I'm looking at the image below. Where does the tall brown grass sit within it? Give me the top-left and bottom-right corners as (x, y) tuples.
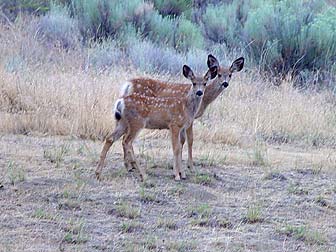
(1, 18), (336, 148)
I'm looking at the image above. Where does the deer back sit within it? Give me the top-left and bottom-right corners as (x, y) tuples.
(121, 93), (190, 130)
(126, 78), (190, 97)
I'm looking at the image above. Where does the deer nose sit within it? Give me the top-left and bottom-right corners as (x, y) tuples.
(196, 90), (203, 96)
(222, 82), (229, 88)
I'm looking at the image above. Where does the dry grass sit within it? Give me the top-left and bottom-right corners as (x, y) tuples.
(1, 18), (336, 149)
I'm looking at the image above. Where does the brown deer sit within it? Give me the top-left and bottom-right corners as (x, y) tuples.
(95, 65), (218, 181)
(120, 55), (244, 171)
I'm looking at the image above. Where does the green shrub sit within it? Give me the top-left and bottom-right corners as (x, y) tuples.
(201, 0), (335, 80)
(36, 4), (80, 49)
(88, 39), (123, 70)
(185, 49), (208, 72)
(117, 23), (140, 46)
(127, 40), (184, 75)
(131, 2), (154, 35)
(4, 56), (26, 73)
(243, 0), (332, 75)
(153, 0), (192, 17)
(3, 0), (335, 84)
(175, 17), (203, 52)
(302, 7), (336, 71)
(0, 0), (50, 21)
(202, 1), (246, 45)
(147, 11), (176, 46)
(69, 0), (145, 40)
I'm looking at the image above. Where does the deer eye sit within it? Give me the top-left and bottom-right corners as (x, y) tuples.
(229, 74), (232, 78)
(218, 74), (222, 78)
(203, 82), (207, 86)
(193, 83), (196, 86)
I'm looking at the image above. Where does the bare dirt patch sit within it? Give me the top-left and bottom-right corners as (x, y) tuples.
(0, 134), (335, 251)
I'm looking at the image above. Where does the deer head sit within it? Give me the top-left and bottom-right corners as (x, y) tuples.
(207, 55), (244, 88)
(183, 64), (218, 97)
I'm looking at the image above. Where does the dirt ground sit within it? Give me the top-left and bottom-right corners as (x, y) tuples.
(0, 134), (335, 252)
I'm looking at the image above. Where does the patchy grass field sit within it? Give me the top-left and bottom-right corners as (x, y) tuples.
(0, 134), (335, 252)
(0, 17), (336, 252)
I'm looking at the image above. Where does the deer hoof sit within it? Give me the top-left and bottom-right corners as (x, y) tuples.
(140, 173), (148, 182)
(180, 172), (186, 180)
(128, 167), (136, 172)
(95, 171), (102, 181)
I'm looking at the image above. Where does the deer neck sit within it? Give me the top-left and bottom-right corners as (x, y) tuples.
(186, 88), (203, 119)
(196, 79), (224, 118)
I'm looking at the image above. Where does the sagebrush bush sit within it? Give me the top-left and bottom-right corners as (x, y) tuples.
(202, 2), (246, 45)
(87, 40), (124, 70)
(127, 40), (184, 75)
(131, 1), (154, 34)
(0, 0), (50, 21)
(2, 0), (336, 85)
(200, 0), (335, 81)
(243, 0), (334, 76)
(4, 56), (26, 73)
(69, 0), (145, 40)
(302, 7), (336, 72)
(153, 0), (192, 17)
(147, 11), (176, 46)
(117, 23), (141, 45)
(175, 17), (203, 52)
(185, 49), (208, 72)
(35, 4), (80, 49)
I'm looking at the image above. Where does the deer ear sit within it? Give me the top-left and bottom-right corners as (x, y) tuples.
(207, 54), (219, 68)
(183, 65), (195, 80)
(205, 66), (218, 80)
(230, 57), (244, 72)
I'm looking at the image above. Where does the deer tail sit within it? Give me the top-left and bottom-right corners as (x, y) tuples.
(114, 99), (124, 120)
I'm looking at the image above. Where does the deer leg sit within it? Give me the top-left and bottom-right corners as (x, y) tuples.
(171, 126), (182, 181)
(122, 135), (134, 172)
(186, 124), (196, 173)
(96, 123), (126, 180)
(123, 128), (147, 181)
(179, 128), (186, 162)
(180, 128), (186, 146)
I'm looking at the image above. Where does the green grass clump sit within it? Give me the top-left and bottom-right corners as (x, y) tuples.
(188, 203), (212, 219)
(156, 218), (178, 230)
(7, 161), (25, 185)
(43, 144), (69, 168)
(280, 225), (326, 245)
(32, 208), (58, 221)
(119, 221), (142, 233)
(63, 219), (88, 244)
(139, 187), (160, 203)
(114, 203), (141, 219)
(251, 140), (268, 166)
(287, 183), (309, 195)
(244, 205), (263, 224)
(192, 173), (213, 186)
